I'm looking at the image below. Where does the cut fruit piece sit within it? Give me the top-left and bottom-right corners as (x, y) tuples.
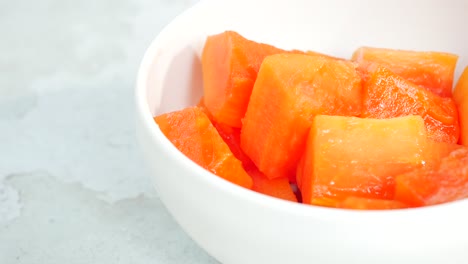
(352, 47), (458, 97)
(337, 197), (408, 210)
(248, 169), (297, 202)
(154, 107), (253, 189)
(395, 147), (468, 207)
(454, 66), (468, 146)
(241, 53), (362, 181)
(300, 115), (428, 204)
(202, 31), (289, 128)
(361, 65), (459, 143)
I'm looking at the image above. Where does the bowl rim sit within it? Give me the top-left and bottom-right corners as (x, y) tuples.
(135, 0), (468, 223)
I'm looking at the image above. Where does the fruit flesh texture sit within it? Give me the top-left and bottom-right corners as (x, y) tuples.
(423, 141), (462, 168)
(303, 141), (460, 208)
(361, 65), (459, 144)
(395, 147), (468, 207)
(154, 107), (253, 189)
(202, 31), (288, 128)
(453, 67), (468, 146)
(352, 47), (458, 97)
(241, 53), (362, 181)
(300, 115), (428, 205)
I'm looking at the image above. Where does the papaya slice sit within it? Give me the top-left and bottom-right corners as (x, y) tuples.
(201, 31), (288, 128)
(155, 107), (253, 189)
(300, 115), (428, 204)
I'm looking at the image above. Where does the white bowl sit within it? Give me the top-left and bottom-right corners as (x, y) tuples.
(136, 1), (468, 263)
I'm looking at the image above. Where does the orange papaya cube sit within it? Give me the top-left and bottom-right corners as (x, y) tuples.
(201, 31), (289, 128)
(337, 197), (408, 210)
(352, 47), (458, 97)
(454, 66), (468, 146)
(248, 169), (297, 202)
(300, 115), (428, 204)
(361, 65), (459, 143)
(154, 107), (253, 189)
(395, 147), (468, 207)
(240, 53), (362, 180)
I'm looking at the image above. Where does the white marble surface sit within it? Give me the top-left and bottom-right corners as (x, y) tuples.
(0, 0), (217, 263)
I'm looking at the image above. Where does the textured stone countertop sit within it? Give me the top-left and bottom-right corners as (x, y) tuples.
(0, 0), (217, 263)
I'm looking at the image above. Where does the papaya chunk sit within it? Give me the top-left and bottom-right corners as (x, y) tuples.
(361, 65), (459, 143)
(155, 107), (253, 189)
(352, 47), (458, 97)
(300, 115), (428, 204)
(240, 53), (362, 181)
(201, 31), (289, 128)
